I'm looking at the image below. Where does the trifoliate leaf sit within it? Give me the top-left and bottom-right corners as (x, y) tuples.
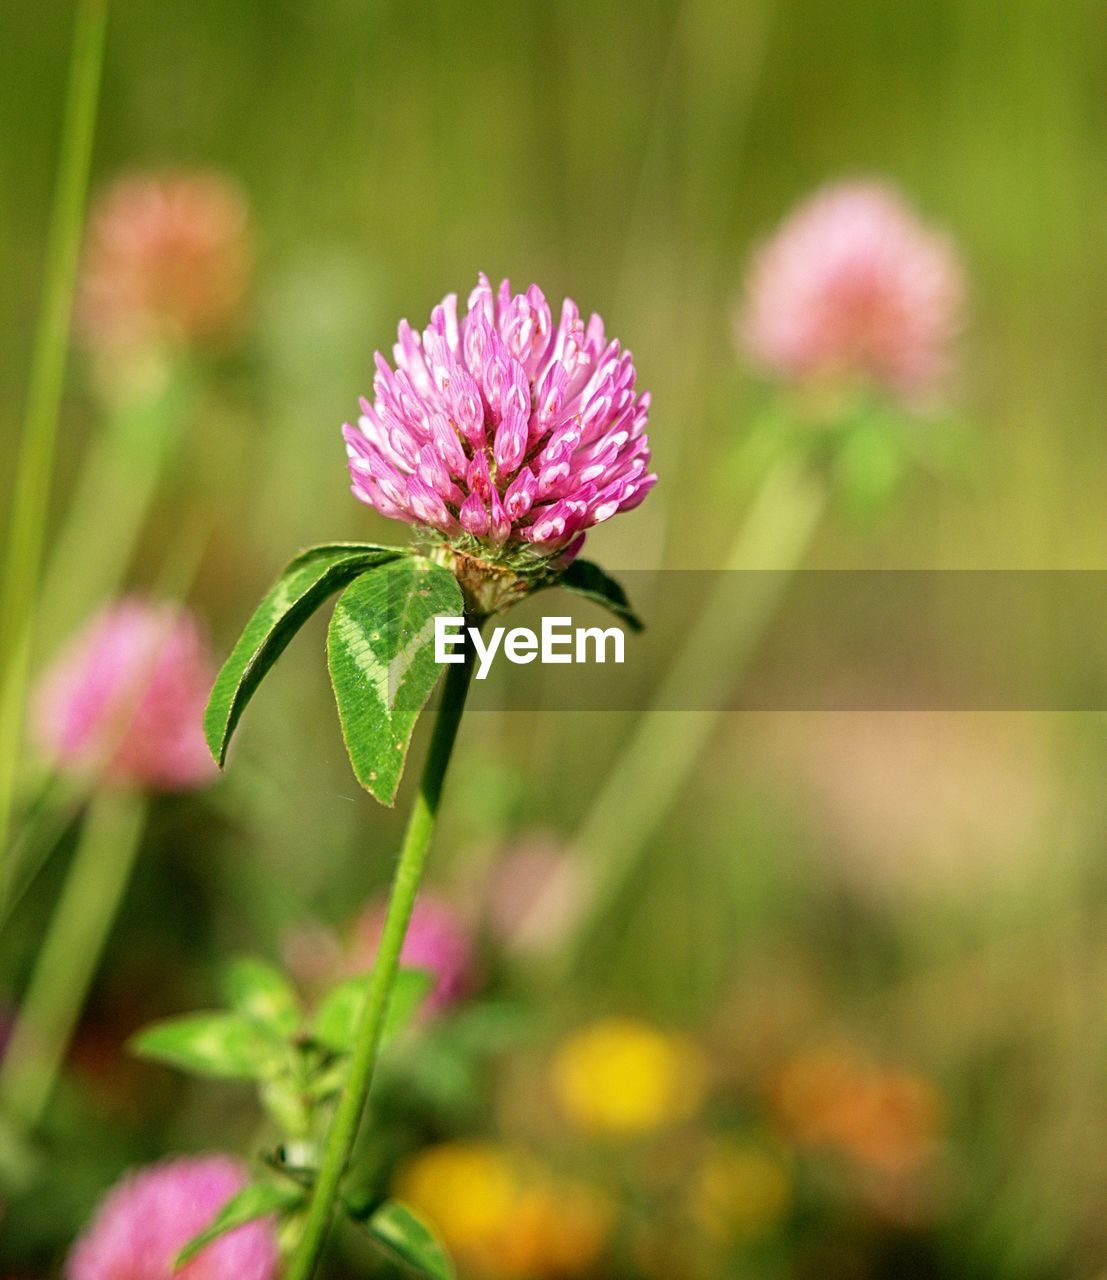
(205, 542), (406, 766)
(556, 559), (644, 631)
(129, 1012), (285, 1081)
(348, 1199), (453, 1280)
(221, 957), (302, 1038)
(326, 556), (464, 804)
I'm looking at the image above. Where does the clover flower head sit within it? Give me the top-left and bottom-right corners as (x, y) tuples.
(354, 891), (473, 1014)
(740, 181), (965, 400)
(343, 275), (655, 565)
(34, 598), (217, 792)
(79, 171), (251, 356)
(67, 1155), (279, 1280)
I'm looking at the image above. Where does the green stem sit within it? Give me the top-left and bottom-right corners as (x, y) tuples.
(35, 368), (195, 647)
(286, 635), (477, 1280)
(0, 787), (145, 1130)
(0, 0), (109, 880)
(558, 453), (828, 975)
(0, 774), (87, 931)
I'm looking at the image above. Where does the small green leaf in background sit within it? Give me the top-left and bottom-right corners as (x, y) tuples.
(130, 1012), (284, 1081)
(350, 1199), (453, 1280)
(556, 559), (644, 632)
(327, 556), (464, 804)
(205, 542), (406, 766)
(313, 967), (432, 1055)
(222, 956), (302, 1038)
(176, 1179), (305, 1266)
(439, 1001), (533, 1053)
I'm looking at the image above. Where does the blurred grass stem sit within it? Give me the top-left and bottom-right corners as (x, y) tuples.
(34, 368), (196, 646)
(0, 774), (86, 931)
(0, 0), (109, 884)
(286, 631), (477, 1280)
(562, 453), (827, 973)
(0, 787), (145, 1130)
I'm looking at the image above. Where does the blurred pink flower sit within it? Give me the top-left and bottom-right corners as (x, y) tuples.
(353, 892), (473, 1014)
(343, 274), (655, 557)
(485, 834), (585, 957)
(739, 181), (965, 400)
(67, 1154), (278, 1280)
(79, 171), (251, 354)
(34, 599), (217, 792)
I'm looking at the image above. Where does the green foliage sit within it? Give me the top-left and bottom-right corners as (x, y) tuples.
(312, 967), (433, 1055)
(176, 1180), (305, 1267)
(128, 954), (455, 1270)
(554, 559), (644, 632)
(132, 956), (432, 1092)
(222, 956), (303, 1038)
(130, 1012), (286, 1081)
(347, 1199), (454, 1280)
(374, 1002), (534, 1121)
(204, 542), (404, 766)
(327, 556), (464, 804)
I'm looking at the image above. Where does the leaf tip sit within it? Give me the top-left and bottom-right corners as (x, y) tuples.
(363, 774), (399, 807)
(202, 703), (230, 768)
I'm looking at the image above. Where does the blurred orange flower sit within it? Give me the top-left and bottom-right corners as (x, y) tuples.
(79, 171), (251, 360)
(771, 1046), (943, 1175)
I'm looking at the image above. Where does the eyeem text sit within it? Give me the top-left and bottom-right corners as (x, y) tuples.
(435, 615), (625, 681)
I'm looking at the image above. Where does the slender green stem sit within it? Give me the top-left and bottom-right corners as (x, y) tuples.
(0, 0), (109, 881)
(0, 774), (87, 931)
(286, 636), (477, 1280)
(0, 787), (145, 1130)
(35, 367), (195, 647)
(557, 453), (828, 976)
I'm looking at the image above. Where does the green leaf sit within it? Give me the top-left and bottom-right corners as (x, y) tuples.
(556, 559), (644, 632)
(130, 1012), (284, 1081)
(383, 967), (435, 1037)
(327, 556), (464, 804)
(205, 542), (406, 766)
(222, 956), (302, 1037)
(439, 1000), (534, 1052)
(350, 1199), (453, 1280)
(313, 967), (433, 1055)
(176, 1180), (304, 1267)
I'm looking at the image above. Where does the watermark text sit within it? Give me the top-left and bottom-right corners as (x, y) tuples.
(435, 615), (625, 681)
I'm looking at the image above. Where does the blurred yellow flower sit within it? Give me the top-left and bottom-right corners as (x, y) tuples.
(550, 1016), (708, 1135)
(396, 1143), (517, 1260)
(395, 1141), (610, 1278)
(691, 1141), (791, 1241)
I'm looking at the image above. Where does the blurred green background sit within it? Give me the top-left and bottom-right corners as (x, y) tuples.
(2, 0), (1107, 1277)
